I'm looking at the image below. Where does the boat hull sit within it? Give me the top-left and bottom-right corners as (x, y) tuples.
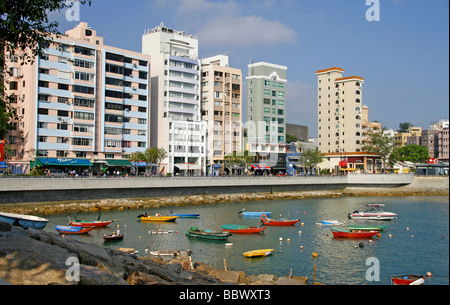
(349, 214), (396, 221)
(70, 220), (113, 227)
(103, 234), (124, 241)
(221, 224), (266, 234)
(0, 212), (49, 229)
(262, 219), (300, 226)
(55, 225), (93, 234)
(170, 213), (200, 218)
(140, 216), (178, 222)
(243, 249), (275, 258)
(150, 250), (181, 257)
(332, 228), (379, 238)
(391, 275), (425, 285)
(222, 227), (266, 234)
(240, 212), (272, 217)
(348, 225), (387, 231)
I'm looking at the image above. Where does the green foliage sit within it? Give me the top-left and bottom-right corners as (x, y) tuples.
(300, 149), (323, 170)
(391, 145), (430, 163)
(362, 132), (397, 172)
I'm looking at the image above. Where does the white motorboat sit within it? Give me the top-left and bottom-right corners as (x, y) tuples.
(348, 204), (397, 221)
(0, 212), (49, 229)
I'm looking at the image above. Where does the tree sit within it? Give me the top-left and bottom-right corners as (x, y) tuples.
(1, 0), (92, 139)
(390, 145), (430, 164)
(300, 149), (323, 175)
(398, 122), (413, 132)
(362, 133), (397, 172)
(140, 148), (167, 176)
(128, 151), (145, 175)
(224, 150), (254, 176)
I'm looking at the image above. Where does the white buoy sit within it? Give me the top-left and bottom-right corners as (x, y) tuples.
(279, 237), (283, 241)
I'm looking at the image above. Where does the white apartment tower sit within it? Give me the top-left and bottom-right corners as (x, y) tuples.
(142, 23), (206, 176)
(200, 55), (243, 174)
(316, 67), (365, 153)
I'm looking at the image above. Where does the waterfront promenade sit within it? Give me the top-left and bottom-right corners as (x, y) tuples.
(0, 174), (418, 205)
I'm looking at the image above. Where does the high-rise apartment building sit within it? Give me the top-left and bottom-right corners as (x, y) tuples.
(142, 23), (206, 176)
(200, 55), (242, 174)
(246, 62), (287, 155)
(316, 67), (365, 153)
(4, 22), (151, 174)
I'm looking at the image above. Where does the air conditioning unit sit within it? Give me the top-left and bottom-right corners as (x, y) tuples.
(61, 119), (67, 123)
(57, 117), (62, 121)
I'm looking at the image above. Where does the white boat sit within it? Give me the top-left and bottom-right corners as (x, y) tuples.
(316, 220), (345, 227)
(0, 212), (49, 229)
(348, 204), (397, 221)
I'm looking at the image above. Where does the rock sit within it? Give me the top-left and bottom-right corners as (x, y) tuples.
(127, 270), (168, 285)
(79, 264), (128, 285)
(246, 274), (277, 285)
(0, 222), (11, 232)
(276, 276), (308, 285)
(209, 269), (244, 284)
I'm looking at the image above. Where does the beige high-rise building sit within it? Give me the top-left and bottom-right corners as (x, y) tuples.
(316, 67), (365, 154)
(200, 55), (242, 174)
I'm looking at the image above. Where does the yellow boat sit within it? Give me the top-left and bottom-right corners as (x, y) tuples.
(140, 215), (178, 222)
(243, 249), (275, 258)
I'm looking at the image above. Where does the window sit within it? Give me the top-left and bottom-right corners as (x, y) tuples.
(74, 46), (95, 56)
(57, 110), (69, 117)
(74, 112), (94, 120)
(74, 59), (94, 69)
(72, 138), (92, 146)
(73, 85), (94, 94)
(74, 97), (95, 108)
(74, 71), (95, 82)
(105, 139), (121, 147)
(58, 83), (69, 91)
(73, 125), (92, 133)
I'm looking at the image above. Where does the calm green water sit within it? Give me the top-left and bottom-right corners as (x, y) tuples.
(42, 196), (449, 285)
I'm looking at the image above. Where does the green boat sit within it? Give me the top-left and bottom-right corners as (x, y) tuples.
(185, 226), (231, 240)
(348, 225), (387, 231)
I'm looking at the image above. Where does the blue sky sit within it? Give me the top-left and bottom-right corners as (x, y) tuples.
(51, 0), (449, 137)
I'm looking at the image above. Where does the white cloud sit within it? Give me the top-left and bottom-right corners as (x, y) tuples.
(197, 15), (298, 49)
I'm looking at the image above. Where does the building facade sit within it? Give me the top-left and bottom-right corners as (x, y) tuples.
(200, 55), (242, 174)
(142, 23), (206, 176)
(316, 67), (365, 154)
(246, 62), (287, 159)
(4, 22), (151, 174)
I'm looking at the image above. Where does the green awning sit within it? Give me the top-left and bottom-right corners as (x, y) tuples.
(106, 159), (132, 167)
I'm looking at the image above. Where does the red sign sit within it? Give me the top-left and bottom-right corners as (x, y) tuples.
(339, 161), (348, 168)
(0, 140), (4, 161)
(427, 158), (438, 164)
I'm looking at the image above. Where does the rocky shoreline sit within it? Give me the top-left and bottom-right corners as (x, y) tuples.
(0, 221), (310, 285)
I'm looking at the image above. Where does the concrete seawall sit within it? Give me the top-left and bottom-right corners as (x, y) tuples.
(0, 174), (421, 205)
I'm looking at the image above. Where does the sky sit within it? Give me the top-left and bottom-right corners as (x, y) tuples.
(50, 0), (449, 137)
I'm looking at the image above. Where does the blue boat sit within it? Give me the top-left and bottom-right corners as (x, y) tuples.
(0, 212), (49, 229)
(54, 225), (94, 234)
(238, 210), (272, 217)
(170, 211), (200, 218)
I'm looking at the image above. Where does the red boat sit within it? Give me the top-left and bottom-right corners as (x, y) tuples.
(260, 215), (300, 226)
(69, 219), (113, 228)
(221, 224), (266, 234)
(391, 275), (425, 285)
(331, 227), (379, 238)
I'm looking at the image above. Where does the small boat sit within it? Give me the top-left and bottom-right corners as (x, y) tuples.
(348, 225), (387, 232)
(186, 226), (231, 240)
(221, 224), (266, 234)
(0, 212), (49, 229)
(331, 227), (379, 238)
(170, 211), (200, 218)
(239, 210), (272, 217)
(391, 274), (425, 285)
(243, 249), (275, 258)
(70, 219), (113, 228)
(103, 233), (124, 241)
(117, 248), (139, 255)
(55, 225), (94, 234)
(348, 204), (397, 221)
(316, 220), (344, 227)
(138, 213), (178, 222)
(150, 250), (181, 257)
(260, 214), (299, 226)
(148, 229), (174, 234)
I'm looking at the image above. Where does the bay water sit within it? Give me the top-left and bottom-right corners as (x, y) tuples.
(42, 195), (449, 285)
